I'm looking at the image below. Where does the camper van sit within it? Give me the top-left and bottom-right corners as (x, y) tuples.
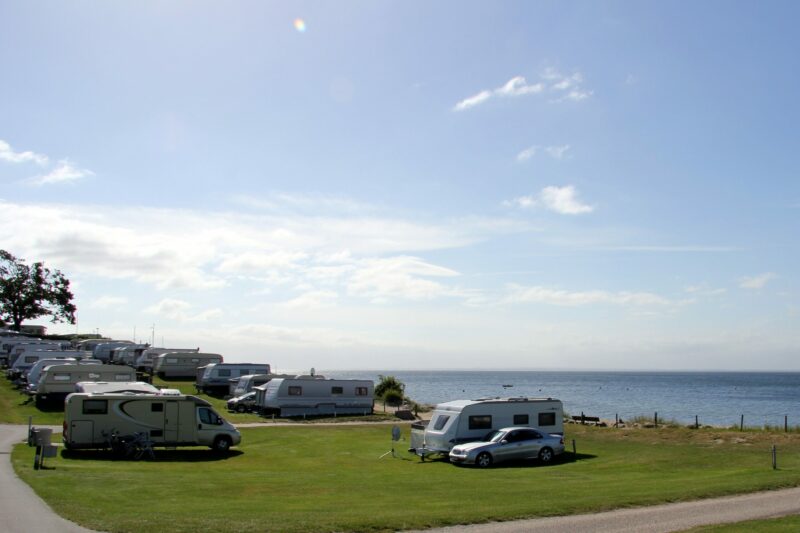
(63, 393), (241, 452)
(153, 352), (224, 379)
(196, 363), (270, 395)
(409, 397), (564, 457)
(255, 376), (374, 417)
(135, 347), (200, 373)
(36, 365), (136, 405)
(74, 381), (162, 394)
(231, 373), (293, 398)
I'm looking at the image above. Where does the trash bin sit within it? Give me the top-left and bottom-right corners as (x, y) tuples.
(33, 428), (52, 447)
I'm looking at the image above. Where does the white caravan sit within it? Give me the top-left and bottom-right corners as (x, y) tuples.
(74, 381), (161, 394)
(92, 341), (135, 363)
(196, 363), (271, 395)
(112, 344), (149, 366)
(135, 347), (200, 373)
(409, 397), (564, 456)
(8, 350), (88, 380)
(231, 373), (293, 398)
(36, 365), (136, 404)
(153, 352), (224, 379)
(25, 359), (103, 394)
(63, 393), (241, 452)
(7, 341), (70, 368)
(255, 376), (374, 417)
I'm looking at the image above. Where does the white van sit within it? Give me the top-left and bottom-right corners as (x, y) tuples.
(410, 397), (564, 456)
(135, 347), (199, 373)
(197, 363), (270, 395)
(63, 393), (241, 452)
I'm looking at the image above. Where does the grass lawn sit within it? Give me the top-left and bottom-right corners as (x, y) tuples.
(13, 423), (800, 533)
(689, 515), (800, 532)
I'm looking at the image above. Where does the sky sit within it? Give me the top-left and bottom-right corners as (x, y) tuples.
(1, 1), (798, 371)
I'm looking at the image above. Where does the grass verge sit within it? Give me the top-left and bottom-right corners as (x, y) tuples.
(13, 424), (800, 533)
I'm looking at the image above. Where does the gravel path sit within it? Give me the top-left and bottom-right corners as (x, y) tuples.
(407, 487), (800, 533)
(0, 424), (100, 533)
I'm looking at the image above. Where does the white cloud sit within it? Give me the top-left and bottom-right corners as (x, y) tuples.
(506, 185), (593, 215)
(283, 290), (339, 309)
(684, 284), (727, 296)
(517, 144), (570, 162)
(503, 284), (671, 307)
(0, 139), (48, 166)
(347, 256), (461, 302)
(454, 69), (589, 112)
(144, 298), (221, 322)
(540, 185), (594, 215)
(89, 295), (129, 309)
(28, 159), (93, 186)
(739, 272), (776, 290)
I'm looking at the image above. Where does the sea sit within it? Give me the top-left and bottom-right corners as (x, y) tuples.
(325, 370), (800, 428)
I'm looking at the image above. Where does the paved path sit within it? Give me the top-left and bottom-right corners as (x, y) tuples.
(0, 424), (99, 533)
(407, 487), (800, 533)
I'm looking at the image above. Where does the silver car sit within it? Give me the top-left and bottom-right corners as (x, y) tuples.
(449, 427), (564, 468)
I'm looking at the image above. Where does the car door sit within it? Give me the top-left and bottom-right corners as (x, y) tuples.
(495, 430), (525, 462)
(516, 429), (543, 459)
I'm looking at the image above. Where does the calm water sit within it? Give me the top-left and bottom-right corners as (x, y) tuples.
(325, 370), (800, 428)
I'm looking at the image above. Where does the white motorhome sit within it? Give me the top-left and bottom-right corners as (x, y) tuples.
(196, 363), (270, 395)
(153, 352), (224, 379)
(135, 347), (200, 373)
(36, 364), (136, 404)
(74, 381), (161, 394)
(409, 397), (564, 456)
(92, 341), (135, 363)
(63, 393), (241, 452)
(255, 376), (374, 417)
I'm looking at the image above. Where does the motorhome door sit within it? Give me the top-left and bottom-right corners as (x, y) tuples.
(165, 401), (179, 441)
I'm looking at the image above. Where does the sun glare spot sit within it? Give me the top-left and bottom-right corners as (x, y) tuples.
(294, 18), (306, 33)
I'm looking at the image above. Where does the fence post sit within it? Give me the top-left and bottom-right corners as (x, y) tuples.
(772, 445), (777, 470)
(740, 414), (744, 431)
(572, 439), (576, 455)
(695, 415), (699, 429)
(615, 413), (618, 428)
(654, 412), (658, 428)
(785, 415), (788, 433)
(581, 411), (585, 425)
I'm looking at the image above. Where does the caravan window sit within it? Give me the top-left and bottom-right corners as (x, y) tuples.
(239, 369), (250, 376)
(513, 414), (529, 425)
(25, 356), (39, 363)
(331, 386), (343, 395)
(468, 415), (492, 430)
(218, 369), (231, 377)
(433, 415), (450, 431)
(289, 386), (302, 396)
(151, 403), (164, 412)
(538, 412), (556, 426)
(83, 399), (108, 415)
(355, 387), (368, 396)
(53, 373), (71, 382)
(191, 358), (200, 363)
(115, 374), (130, 381)
(166, 358), (178, 364)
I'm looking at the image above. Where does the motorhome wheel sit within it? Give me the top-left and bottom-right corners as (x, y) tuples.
(212, 436), (232, 453)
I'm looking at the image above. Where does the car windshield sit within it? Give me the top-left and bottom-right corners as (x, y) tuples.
(484, 430), (506, 443)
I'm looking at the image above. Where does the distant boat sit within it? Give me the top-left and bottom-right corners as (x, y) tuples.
(502, 384), (513, 388)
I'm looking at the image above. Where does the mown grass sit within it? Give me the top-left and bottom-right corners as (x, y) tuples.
(689, 515), (800, 532)
(13, 423), (800, 533)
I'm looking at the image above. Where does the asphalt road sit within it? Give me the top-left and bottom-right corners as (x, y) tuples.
(0, 424), (99, 533)
(2, 422), (800, 533)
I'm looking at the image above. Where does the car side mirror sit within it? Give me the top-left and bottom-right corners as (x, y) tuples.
(500, 439), (508, 445)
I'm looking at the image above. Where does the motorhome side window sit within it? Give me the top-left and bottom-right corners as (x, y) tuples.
(513, 414), (529, 425)
(331, 386), (343, 395)
(355, 387), (368, 396)
(289, 386), (302, 396)
(433, 415), (450, 431)
(83, 399), (108, 415)
(468, 415), (492, 430)
(151, 403), (164, 412)
(538, 412), (556, 426)
(218, 369), (231, 377)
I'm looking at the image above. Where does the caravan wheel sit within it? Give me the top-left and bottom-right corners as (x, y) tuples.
(211, 436), (232, 453)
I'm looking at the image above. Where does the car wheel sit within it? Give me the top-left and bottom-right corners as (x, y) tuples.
(236, 404), (247, 413)
(538, 446), (554, 464)
(211, 436), (232, 453)
(476, 452), (493, 468)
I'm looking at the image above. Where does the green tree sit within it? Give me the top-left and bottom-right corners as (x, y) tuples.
(375, 375), (405, 399)
(0, 250), (77, 331)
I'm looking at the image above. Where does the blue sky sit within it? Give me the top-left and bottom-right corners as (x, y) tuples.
(1, 1), (798, 371)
